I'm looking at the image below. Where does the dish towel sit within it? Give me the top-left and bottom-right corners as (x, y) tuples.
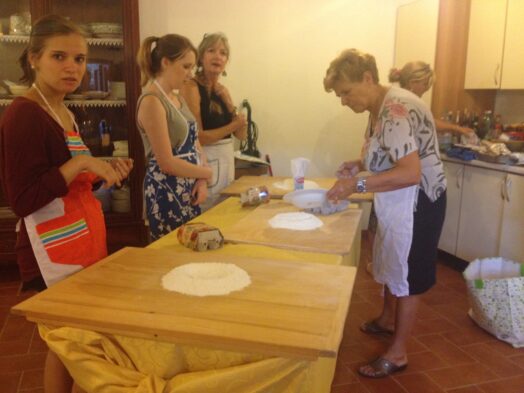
(446, 146), (478, 161)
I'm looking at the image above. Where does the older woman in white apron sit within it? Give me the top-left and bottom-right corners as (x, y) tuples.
(181, 33), (247, 210)
(324, 49), (446, 378)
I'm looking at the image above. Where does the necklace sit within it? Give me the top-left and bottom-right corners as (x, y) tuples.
(32, 83), (77, 131)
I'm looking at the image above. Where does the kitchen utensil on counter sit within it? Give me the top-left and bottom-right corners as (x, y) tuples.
(240, 186), (270, 207)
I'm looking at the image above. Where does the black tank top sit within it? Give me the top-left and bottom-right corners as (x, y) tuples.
(197, 81), (233, 138)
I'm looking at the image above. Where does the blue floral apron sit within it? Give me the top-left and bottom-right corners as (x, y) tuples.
(144, 119), (201, 240)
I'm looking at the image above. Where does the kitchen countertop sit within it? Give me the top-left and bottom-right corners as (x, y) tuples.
(442, 154), (524, 176)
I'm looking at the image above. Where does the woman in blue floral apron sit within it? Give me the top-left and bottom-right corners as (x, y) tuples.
(136, 34), (212, 240)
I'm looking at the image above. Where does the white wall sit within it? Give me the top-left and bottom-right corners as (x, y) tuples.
(139, 0), (403, 177)
(394, 0), (439, 108)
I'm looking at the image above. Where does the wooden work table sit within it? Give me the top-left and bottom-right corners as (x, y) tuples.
(11, 197), (363, 393)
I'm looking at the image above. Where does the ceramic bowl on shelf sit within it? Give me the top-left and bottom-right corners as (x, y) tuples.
(84, 90), (109, 100)
(66, 94), (85, 100)
(88, 22), (122, 38)
(9, 85), (29, 96)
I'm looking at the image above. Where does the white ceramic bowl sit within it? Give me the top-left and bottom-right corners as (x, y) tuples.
(10, 85), (29, 96)
(283, 189), (328, 209)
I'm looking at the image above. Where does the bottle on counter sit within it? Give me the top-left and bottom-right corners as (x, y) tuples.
(481, 110), (494, 140)
(493, 114), (503, 140)
(99, 119), (112, 156)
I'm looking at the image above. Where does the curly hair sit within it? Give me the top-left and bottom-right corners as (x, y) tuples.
(324, 49), (379, 92)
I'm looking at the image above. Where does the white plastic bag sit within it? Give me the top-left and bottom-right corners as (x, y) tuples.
(463, 257), (524, 348)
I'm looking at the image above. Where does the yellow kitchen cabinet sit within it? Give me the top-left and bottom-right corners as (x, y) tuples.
(438, 161), (464, 255)
(464, 0), (524, 90)
(464, 0), (507, 89)
(500, 0), (524, 89)
(498, 174), (524, 261)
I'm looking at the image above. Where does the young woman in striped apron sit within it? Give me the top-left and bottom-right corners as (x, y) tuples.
(0, 15), (132, 393)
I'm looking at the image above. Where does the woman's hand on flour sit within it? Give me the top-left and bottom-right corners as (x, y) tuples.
(327, 178), (356, 203)
(306, 199), (349, 215)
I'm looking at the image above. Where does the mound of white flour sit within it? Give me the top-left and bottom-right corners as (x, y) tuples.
(268, 212), (323, 231)
(162, 263), (251, 296)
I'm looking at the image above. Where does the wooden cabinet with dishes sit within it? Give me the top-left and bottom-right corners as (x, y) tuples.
(464, 0), (524, 89)
(439, 161), (524, 263)
(0, 0), (147, 264)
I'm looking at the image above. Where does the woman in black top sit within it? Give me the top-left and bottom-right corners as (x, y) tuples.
(181, 33), (247, 210)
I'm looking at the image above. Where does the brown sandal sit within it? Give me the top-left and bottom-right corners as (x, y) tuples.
(360, 320), (394, 336)
(358, 357), (407, 378)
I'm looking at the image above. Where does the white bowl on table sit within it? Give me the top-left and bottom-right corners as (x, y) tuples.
(283, 189), (328, 209)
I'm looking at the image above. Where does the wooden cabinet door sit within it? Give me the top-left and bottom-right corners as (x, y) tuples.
(464, 0), (507, 89)
(500, 0), (524, 89)
(438, 162), (464, 255)
(456, 166), (505, 261)
(498, 174), (524, 261)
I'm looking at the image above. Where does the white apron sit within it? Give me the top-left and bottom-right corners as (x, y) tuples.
(371, 187), (417, 296)
(363, 131), (418, 296)
(200, 138), (234, 211)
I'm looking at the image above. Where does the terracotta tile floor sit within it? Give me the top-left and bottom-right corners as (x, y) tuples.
(0, 232), (523, 393)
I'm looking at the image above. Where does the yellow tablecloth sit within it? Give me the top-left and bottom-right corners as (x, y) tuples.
(39, 197), (361, 393)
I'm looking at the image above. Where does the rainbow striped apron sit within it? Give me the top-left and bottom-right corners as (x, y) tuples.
(24, 130), (107, 287)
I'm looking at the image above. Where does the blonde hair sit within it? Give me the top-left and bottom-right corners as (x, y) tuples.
(323, 49), (379, 92)
(136, 34), (196, 86)
(389, 61), (434, 90)
(195, 32), (230, 77)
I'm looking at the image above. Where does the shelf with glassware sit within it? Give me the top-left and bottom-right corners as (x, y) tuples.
(0, 34), (124, 47)
(0, 98), (126, 107)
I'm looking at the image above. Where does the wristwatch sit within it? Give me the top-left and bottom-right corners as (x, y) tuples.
(356, 177), (367, 193)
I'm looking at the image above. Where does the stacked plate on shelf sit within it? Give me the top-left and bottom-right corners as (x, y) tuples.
(87, 23), (123, 38)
